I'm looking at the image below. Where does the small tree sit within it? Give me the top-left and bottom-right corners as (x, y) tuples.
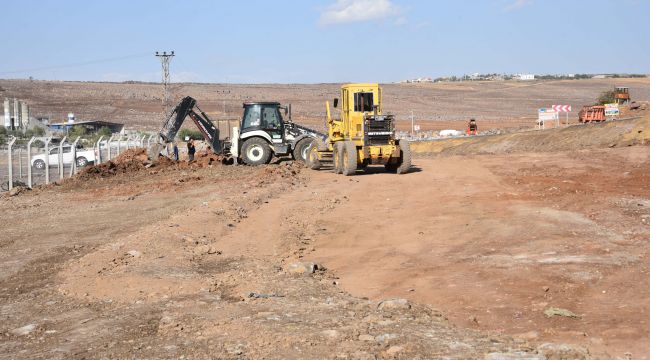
(597, 90), (616, 105)
(68, 125), (87, 138)
(0, 126), (6, 136)
(97, 126), (112, 137)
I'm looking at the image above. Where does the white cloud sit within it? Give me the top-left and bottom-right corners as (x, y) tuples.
(504, 0), (533, 11)
(320, 0), (401, 25)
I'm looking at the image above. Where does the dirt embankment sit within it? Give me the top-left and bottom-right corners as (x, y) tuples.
(1, 155), (577, 359)
(411, 116), (650, 156)
(2, 117), (649, 358)
(76, 148), (226, 180)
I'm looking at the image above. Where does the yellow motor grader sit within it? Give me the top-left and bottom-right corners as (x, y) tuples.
(306, 83), (410, 175)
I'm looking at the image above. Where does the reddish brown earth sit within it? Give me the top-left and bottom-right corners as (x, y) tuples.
(0, 118), (648, 358)
(309, 147), (649, 358)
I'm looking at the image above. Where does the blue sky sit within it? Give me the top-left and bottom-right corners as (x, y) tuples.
(0, 0), (648, 83)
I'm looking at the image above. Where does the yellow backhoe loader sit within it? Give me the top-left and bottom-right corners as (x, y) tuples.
(306, 83), (410, 175)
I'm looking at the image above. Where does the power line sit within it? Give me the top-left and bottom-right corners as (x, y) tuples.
(0, 52), (151, 75)
(155, 51), (175, 117)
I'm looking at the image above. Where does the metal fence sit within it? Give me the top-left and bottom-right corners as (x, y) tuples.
(1, 133), (156, 193)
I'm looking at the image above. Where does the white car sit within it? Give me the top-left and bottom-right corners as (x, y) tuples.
(31, 145), (97, 170)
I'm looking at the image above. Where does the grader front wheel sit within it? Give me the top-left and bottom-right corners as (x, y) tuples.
(333, 142), (345, 174)
(306, 144), (322, 170)
(341, 141), (357, 176)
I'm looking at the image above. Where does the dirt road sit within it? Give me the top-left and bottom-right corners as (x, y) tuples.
(307, 149), (649, 358)
(0, 142), (647, 359)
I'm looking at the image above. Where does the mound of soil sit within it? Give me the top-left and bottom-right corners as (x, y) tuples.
(78, 149), (154, 179)
(77, 148), (228, 180)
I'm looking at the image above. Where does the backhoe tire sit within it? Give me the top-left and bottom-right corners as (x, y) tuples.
(333, 141), (344, 174)
(396, 141), (412, 174)
(293, 138), (314, 163)
(341, 141), (357, 176)
(306, 143), (321, 170)
(241, 137), (272, 166)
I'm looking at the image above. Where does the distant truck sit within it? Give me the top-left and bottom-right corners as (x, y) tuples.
(578, 106), (606, 123)
(31, 145), (96, 169)
(614, 87), (630, 105)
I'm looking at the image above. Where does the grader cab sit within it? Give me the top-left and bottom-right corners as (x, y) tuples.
(306, 83), (410, 175)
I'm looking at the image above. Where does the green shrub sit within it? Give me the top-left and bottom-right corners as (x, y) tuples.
(33, 126), (46, 136)
(68, 125), (87, 138)
(97, 126), (112, 137)
(597, 90), (616, 105)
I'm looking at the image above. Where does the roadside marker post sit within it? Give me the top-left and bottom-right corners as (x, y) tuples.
(552, 105), (572, 126)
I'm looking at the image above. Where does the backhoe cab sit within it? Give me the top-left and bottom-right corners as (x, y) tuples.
(306, 83), (411, 175)
(156, 96), (324, 165)
(236, 102), (321, 165)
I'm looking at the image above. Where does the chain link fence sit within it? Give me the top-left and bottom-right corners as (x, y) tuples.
(1, 134), (155, 193)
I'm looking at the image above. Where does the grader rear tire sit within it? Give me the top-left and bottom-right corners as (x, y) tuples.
(333, 141), (344, 174)
(396, 140), (412, 175)
(341, 141), (357, 176)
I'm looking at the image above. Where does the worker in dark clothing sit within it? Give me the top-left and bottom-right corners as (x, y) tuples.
(187, 140), (196, 161)
(172, 142), (179, 161)
(467, 118), (478, 135)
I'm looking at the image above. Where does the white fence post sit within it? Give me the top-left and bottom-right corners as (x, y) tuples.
(27, 137), (35, 188)
(69, 136), (80, 177)
(44, 137), (51, 185)
(18, 148), (23, 179)
(96, 135), (104, 164)
(7, 136), (16, 191)
(107, 135), (115, 160)
(59, 136), (67, 181)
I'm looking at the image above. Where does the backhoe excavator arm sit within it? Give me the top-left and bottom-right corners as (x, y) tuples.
(158, 96), (223, 153)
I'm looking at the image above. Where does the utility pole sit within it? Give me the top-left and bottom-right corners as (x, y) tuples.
(155, 51), (175, 117)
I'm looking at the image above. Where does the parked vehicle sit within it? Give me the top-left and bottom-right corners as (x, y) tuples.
(578, 106), (606, 123)
(31, 145), (97, 169)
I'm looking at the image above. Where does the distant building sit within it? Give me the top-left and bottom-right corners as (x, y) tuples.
(400, 77), (433, 84)
(3, 98), (30, 130)
(49, 120), (124, 134)
(518, 74), (535, 81)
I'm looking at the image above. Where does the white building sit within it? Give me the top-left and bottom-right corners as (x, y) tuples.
(519, 74), (535, 81)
